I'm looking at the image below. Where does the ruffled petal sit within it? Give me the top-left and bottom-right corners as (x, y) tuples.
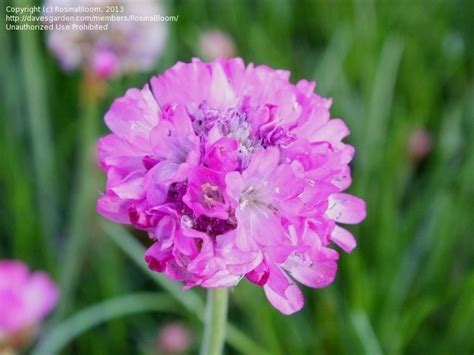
(242, 147), (280, 180)
(104, 85), (159, 147)
(143, 161), (179, 205)
(310, 118), (350, 147)
(97, 134), (146, 172)
(151, 60), (212, 106)
(109, 172), (145, 200)
(96, 192), (132, 223)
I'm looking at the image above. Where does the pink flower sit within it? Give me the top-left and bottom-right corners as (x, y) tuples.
(408, 127), (432, 162)
(0, 260), (58, 345)
(97, 58), (366, 314)
(91, 48), (119, 79)
(156, 322), (192, 354)
(44, 0), (168, 78)
(199, 30), (236, 60)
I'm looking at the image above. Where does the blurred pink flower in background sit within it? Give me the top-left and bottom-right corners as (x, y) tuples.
(91, 48), (120, 79)
(97, 58), (366, 314)
(0, 260), (58, 349)
(408, 127), (432, 162)
(156, 322), (192, 354)
(44, 0), (168, 79)
(199, 30), (236, 59)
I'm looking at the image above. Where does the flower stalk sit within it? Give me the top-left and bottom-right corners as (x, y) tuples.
(200, 288), (229, 355)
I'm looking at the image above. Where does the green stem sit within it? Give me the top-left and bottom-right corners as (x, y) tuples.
(200, 288), (229, 355)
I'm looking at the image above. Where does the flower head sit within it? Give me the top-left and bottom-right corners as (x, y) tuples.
(0, 260), (58, 348)
(45, 0), (167, 78)
(97, 58), (366, 314)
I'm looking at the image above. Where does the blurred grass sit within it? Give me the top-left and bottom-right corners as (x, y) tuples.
(1, 0), (473, 354)
(11, 0), (59, 268)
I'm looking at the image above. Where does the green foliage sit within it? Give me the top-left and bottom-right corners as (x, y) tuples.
(1, 0), (473, 354)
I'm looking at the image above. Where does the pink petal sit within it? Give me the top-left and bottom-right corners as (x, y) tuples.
(145, 244), (188, 283)
(283, 253), (338, 288)
(311, 119), (350, 146)
(91, 48), (119, 79)
(272, 164), (305, 201)
(331, 225), (357, 253)
(0, 261), (28, 289)
(200, 269), (241, 288)
(145, 243), (173, 273)
(151, 61), (212, 106)
(263, 262), (304, 315)
(296, 79), (316, 96)
(209, 62), (236, 108)
(22, 272), (59, 322)
(150, 106), (198, 164)
(290, 106), (330, 140)
(150, 120), (181, 160)
(0, 262), (58, 333)
(109, 172), (145, 200)
(204, 137), (239, 172)
(182, 167), (229, 219)
(235, 206), (284, 251)
(224, 171), (243, 206)
(242, 147), (280, 180)
(246, 261), (269, 286)
(104, 85), (159, 147)
(170, 105), (196, 138)
(155, 215), (177, 250)
(97, 134), (146, 172)
(216, 232), (263, 275)
(144, 161), (179, 205)
(264, 284), (304, 315)
(331, 166), (352, 191)
(96, 192), (132, 223)
(326, 193), (367, 224)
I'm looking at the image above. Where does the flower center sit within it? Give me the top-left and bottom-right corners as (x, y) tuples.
(239, 181), (272, 209)
(189, 102), (261, 170)
(201, 183), (223, 207)
(166, 182), (236, 238)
